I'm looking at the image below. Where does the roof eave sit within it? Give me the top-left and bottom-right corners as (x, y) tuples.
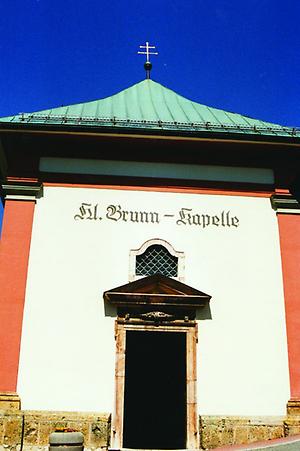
(0, 121), (300, 147)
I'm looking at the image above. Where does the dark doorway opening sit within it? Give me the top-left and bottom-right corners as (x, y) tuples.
(123, 331), (187, 450)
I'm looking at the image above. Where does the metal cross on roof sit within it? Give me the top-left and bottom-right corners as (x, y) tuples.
(138, 41), (158, 79)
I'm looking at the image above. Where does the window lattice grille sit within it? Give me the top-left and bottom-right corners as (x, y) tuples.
(136, 244), (178, 277)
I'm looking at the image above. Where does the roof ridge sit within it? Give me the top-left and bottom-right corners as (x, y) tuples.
(147, 81), (163, 122)
(149, 80), (288, 128)
(20, 79), (152, 117)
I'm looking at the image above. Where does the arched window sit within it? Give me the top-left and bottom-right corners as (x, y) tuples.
(129, 239), (184, 282)
(136, 244), (178, 277)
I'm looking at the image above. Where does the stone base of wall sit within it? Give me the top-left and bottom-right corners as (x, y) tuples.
(1, 410), (300, 450)
(287, 399), (300, 416)
(0, 393), (21, 410)
(284, 415), (300, 437)
(200, 416), (285, 449)
(0, 410), (110, 451)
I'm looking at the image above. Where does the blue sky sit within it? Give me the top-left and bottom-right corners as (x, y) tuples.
(1, 0), (300, 228)
(1, 0), (300, 126)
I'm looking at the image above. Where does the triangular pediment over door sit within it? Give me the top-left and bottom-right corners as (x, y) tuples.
(104, 274), (211, 320)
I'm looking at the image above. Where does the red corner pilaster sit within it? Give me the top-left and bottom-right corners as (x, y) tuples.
(0, 181), (42, 409)
(275, 202), (300, 415)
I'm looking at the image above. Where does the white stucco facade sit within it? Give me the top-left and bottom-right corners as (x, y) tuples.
(17, 186), (290, 416)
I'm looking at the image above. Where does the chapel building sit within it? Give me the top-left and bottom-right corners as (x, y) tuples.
(1, 74), (300, 450)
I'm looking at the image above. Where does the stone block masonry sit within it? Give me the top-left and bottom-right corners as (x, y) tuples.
(200, 416), (285, 449)
(1, 411), (300, 450)
(0, 411), (110, 451)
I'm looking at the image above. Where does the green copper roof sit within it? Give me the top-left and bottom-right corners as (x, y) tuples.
(0, 79), (298, 138)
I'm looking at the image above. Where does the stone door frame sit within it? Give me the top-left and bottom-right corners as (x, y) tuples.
(110, 321), (198, 450)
